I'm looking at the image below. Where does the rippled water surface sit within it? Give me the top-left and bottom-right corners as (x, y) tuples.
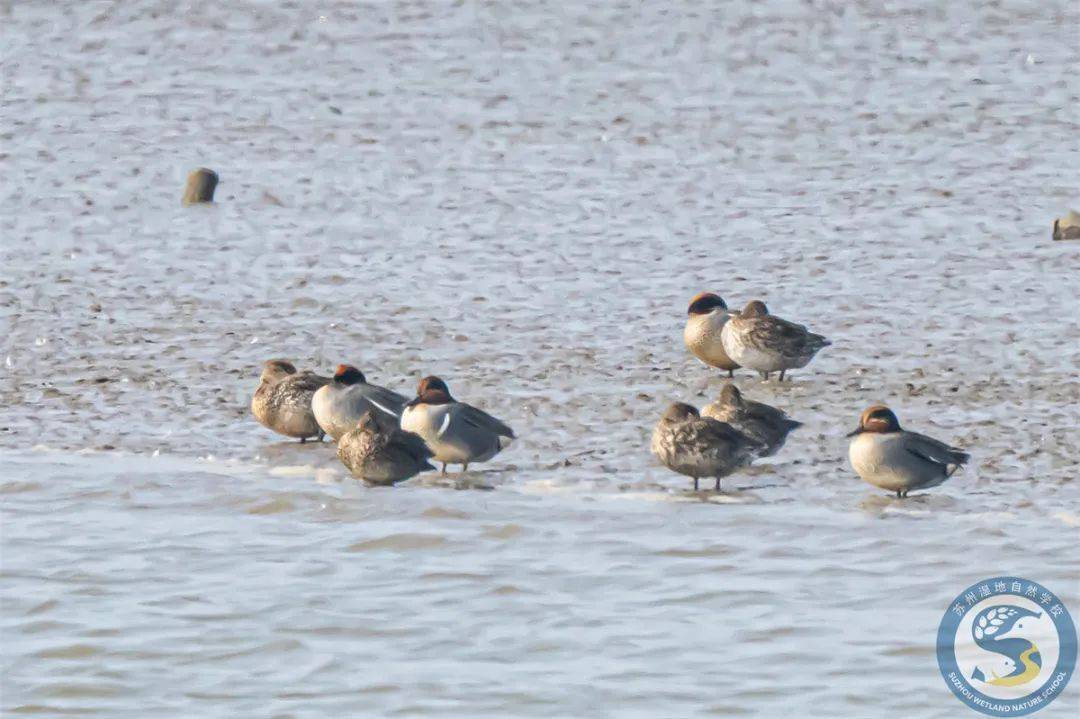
(2, 1), (1079, 716)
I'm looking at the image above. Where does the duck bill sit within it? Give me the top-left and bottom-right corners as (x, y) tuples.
(845, 427), (863, 437)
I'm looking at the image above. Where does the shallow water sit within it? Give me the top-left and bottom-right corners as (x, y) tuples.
(2, 0), (1079, 716)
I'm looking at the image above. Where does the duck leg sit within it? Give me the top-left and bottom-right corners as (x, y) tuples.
(760, 371), (770, 381)
(440, 463), (447, 476)
(318, 430), (326, 442)
(778, 369), (787, 382)
(714, 477), (722, 492)
(692, 477), (699, 491)
(727, 369), (734, 378)
(300, 437), (307, 444)
(895, 490), (902, 499)
(463, 462), (469, 472)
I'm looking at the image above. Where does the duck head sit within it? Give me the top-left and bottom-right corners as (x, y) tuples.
(661, 402), (700, 423)
(847, 405), (901, 436)
(687, 292), (728, 316)
(718, 383), (743, 407)
(260, 359), (297, 383)
(408, 376), (454, 407)
(741, 300), (769, 317)
(334, 364), (366, 386)
(355, 409), (379, 433)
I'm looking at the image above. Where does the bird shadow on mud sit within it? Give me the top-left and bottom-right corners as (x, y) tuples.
(616, 480), (766, 503)
(857, 492), (961, 516)
(411, 472), (496, 491)
(257, 438), (335, 460)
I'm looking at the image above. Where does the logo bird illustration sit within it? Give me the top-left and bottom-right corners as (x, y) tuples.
(970, 606), (1043, 687)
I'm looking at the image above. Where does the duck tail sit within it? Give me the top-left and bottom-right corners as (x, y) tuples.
(946, 451), (970, 476)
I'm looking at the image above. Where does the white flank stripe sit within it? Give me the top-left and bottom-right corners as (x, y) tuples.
(367, 398), (398, 418)
(437, 413), (452, 438)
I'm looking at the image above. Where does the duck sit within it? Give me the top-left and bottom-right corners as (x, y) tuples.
(399, 376), (515, 474)
(311, 364), (408, 441)
(701, 384), (802, 458)
(650, 402), (762, 491)
(337, 410), (436, 485)
(720, 300), (830, 381)
(847, 405), (969, 498)
(683, 292), (740, 377)
(250, 359), (329, 442)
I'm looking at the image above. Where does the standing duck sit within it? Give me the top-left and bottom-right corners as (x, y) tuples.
(683, 292), (740, 377)
(337, 410), (436, 485)
(311, 364), (408, 441)
(400, 376), (515, 474)
(720, 300), (830, 381)
(847, 405), (970, 498)
(651, 402), (762, 491)
(701, 384), (802, 458)
(250, 359), (329, 442)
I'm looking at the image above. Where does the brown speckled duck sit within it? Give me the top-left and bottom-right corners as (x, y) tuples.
(720, 300), (830, 381)
(650, 402), (762, 491)
(337, 410), (436, 485)
(701, 384), (802, 459)
(250, 359), (329, 442)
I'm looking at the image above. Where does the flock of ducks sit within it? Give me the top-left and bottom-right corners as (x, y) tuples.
(251, 292), (969, 498)
(252, 362), (515, 485)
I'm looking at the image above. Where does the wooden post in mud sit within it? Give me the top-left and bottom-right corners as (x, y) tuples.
(1052, 211), (1080, 241)
(182, 168), (218, 206)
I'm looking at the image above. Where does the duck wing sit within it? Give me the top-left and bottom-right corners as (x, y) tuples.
(744, 316), (827, 354)
(389, 428), (435, 461)
(357, 383), (409, 419)
(454, 403), (516, 440)
(903, 431), (970, 474)
(289, 372), (331, 393)
(692, 418), (764, 459)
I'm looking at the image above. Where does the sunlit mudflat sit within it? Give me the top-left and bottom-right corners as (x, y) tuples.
(2, 1), (1078, 716)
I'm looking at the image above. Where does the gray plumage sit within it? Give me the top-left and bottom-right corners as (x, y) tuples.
(312, 367), (408, 440)
(399, 376), (515, 474)
(701, 384), (802, 458)
(848, 405), (970, 497)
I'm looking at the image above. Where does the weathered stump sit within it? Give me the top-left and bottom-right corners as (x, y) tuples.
(1052, 211), (1080, 241)
(182, 168), (219, 206)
